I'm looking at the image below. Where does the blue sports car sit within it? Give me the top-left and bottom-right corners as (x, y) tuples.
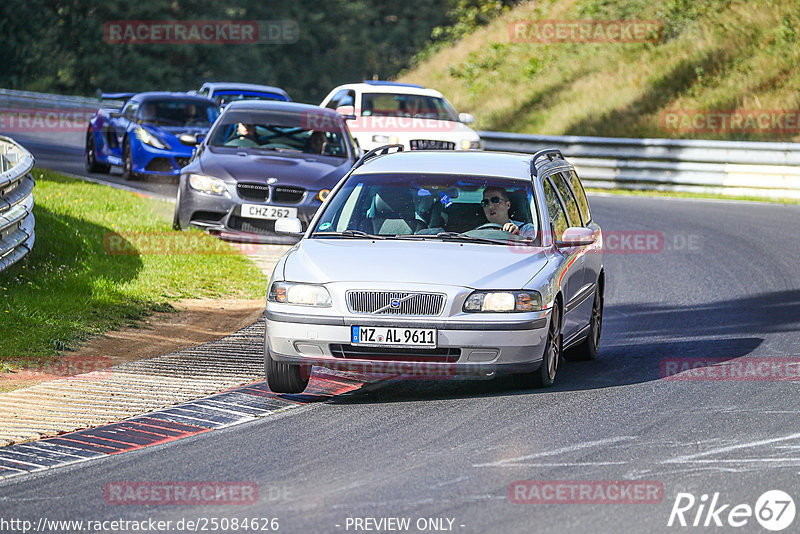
(85, 92), (220, 179)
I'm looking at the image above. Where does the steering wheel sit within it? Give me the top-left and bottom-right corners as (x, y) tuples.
(473, 223), (505, 231)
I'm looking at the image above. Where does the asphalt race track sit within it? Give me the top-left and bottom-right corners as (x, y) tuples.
(2, 136), (800, 533)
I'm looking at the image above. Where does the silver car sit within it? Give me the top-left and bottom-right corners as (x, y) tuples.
(264, 147), (604, 393)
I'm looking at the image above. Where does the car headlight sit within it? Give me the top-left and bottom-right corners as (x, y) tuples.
(317, 189), (330, 202)
(463, 290), (542, 312)
(188, 173), (226, 195)
(135, 127), (168, 149)
(461, 139), (481, 150)
(268, 282), (332, 307)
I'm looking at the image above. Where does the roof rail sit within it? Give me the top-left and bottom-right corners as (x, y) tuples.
(530, 148), (565, 176)
(351, 144), (404, 171)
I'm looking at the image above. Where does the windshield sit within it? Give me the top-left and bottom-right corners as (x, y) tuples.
(312, 173), (540, 243)
(208, 110), (349, 157)
(214, 90), (290, 105)
(361, 93), (459, 122)
(138, 100), (219, 127)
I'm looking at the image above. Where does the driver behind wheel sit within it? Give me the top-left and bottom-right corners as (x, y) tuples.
(480, 186), (536, 236)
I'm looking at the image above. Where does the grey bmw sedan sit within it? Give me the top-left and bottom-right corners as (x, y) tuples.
(265, 148), (604, 393)
(173, 100), (358, 243)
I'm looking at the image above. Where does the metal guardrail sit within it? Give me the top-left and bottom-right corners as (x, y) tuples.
(480, 132), (800, 199)
(0, 88), (124, 110)
(0, 135), (35, 272)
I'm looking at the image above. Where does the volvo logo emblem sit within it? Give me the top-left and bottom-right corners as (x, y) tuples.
(267, 177), (278, 184)
(390, 299), (401, 308)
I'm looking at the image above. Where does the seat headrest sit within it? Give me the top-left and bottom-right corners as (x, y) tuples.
(371, 189), (415, 219)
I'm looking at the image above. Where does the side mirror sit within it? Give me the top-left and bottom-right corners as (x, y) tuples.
(179, 133), (198, 146)
(336, 105), (356, 117)
(556, 227), (596, 247)
(275, 217), (304, 237)
(459, 112), (475, 124)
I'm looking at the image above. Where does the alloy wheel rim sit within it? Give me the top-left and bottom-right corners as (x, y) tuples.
(548, 311), (560, 380)
(86, 138), (94, 166)
(592, 295), (602, 347)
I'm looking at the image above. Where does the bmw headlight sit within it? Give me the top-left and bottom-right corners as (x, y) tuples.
(268, 282), (332, 307)
(188, 173), (226, 195)
(135, 126), (168, 149)
(463, 290), (542, 312)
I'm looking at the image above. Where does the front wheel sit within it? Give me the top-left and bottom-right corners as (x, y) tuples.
(172, 188), (183, 230)
(121, 138), (138, 180)
(564, 286), (603, 361)
(265, 338), (310, 393)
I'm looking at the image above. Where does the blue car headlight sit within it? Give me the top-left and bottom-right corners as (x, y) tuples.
(135, 126), (168, 149)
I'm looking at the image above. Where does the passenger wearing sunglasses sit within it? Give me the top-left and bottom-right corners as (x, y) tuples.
(479, 186), (535, 236)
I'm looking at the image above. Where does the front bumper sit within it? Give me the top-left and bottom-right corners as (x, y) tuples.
(265, 309), (551, 376)
(178, 186), (322, 244)
(132, 141), (195, 177)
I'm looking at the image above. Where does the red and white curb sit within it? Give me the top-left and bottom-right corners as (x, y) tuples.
(0, 369), (370, 481)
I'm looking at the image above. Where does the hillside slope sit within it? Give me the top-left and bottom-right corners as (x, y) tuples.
(400, 0), (800, 141)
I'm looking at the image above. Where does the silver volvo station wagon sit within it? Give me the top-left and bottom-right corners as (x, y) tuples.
(264, 146), (604, 393)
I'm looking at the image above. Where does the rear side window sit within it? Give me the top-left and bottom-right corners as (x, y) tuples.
(567, 170), (591, 223)
(543, 178), (568, 240)
(553, 172), (583, 227)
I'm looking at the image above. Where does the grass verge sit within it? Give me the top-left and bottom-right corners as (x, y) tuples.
(401, 0), (800, 142)
(0, 169), (268, 368)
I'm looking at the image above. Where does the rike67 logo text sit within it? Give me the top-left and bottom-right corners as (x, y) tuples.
(668, 490), (795, 531)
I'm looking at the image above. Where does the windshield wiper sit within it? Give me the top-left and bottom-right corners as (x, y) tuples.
(250, 146), (299, 153)
(393, 232), (507, 245)
(312, 230), (386, 240)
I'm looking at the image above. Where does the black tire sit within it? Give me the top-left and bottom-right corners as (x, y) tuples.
(564, 285), (603, 362)
(516, 301), (562, 388)
(85, 130), (110, 173)
(265, 337), (310, 393)
(121, 138), (138, 180)
(172, 187), (182, 230)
